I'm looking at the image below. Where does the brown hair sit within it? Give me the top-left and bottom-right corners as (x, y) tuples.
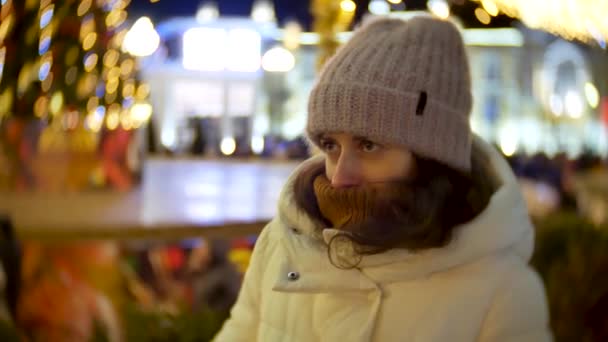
(293, 146), (497, 266)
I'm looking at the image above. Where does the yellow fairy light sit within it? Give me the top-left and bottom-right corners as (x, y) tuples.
(106, 10), (127, 28)
(428, 0), (450, 20)
(0, 13), (13, 43)
(106, 10), (119, 27)
(34, 96), (49, 118)
(17, 63), (33, 95)
(41, 72), (53, 92)
(0, 12), (14, 42)
(0, 88), (13, 117)
(106, 104), (120, 130)
(481, 0), (499, 16)
(585, 82), (599, 108)
(84, 53), (98, 72)
(475, 7), (491, 25)
(122, 81), (135, 98)
(112, 29), (128, 49)
(107, 66), (121, 81)
(135, 83), (150, 100)
(80, 16), (95, 40)
(387, 0), (402, 4)
(106, 79), (119, 94)
(49, 91), (64, 115)
(120, 110), (133, 130)
(120, 58), (135, 77)
(130, 102), (152, 122)
(340, 0), (356, 13)
(116, 10), (128, 27)
(77, 0), (92, 16)
(41, 52), (53, 65)
(103, 49), (120, 67)
(83, 32), (97, 50)
(39, 0), (52, 9)
(106, 114), (119, 130)
(64, 108), (79, 130)
(86, 108), (104, 133)
(473, 0), (608, 44)
(87, 96), (99, 112)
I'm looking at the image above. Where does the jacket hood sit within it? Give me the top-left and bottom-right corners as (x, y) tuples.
(277, 136), (534, 282)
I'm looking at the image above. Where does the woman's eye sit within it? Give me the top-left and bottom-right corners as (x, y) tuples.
(361, 140), (379, 152)
(321, 140), (338, 153)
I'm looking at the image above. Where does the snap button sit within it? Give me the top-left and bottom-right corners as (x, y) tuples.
(287, 271), (300, 281)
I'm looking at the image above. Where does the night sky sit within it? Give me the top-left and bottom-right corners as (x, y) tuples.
(129, 0), (322, 29)
(127, 0), (515, 30)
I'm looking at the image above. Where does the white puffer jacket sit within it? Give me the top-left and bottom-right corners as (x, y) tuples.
(214, 138), (552, 342)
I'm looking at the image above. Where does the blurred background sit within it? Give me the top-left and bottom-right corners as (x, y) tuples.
(0, 0), (607, 341)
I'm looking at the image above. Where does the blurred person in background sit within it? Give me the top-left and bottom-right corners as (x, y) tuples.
(215, 16), (551, 341)
(188, 240), (241, 315)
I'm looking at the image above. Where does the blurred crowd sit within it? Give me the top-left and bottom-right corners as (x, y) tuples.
(506, 150), (607, 222)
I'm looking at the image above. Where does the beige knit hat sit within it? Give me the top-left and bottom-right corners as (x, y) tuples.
(307, 16), (473, 172)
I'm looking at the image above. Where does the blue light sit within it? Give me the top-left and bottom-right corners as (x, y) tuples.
(103, 0), (119, 12)
(39, 62), (51, 81)
(122, 97), (134, 108)
(40, 7), (54, 29)
(96, 84), (105, 97)
(39, 36), (51, 55)
(83, 52), (93, 65)
(95, 106), (106, 118)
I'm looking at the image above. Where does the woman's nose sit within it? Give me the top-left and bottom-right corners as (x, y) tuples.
(331, 154), (362, 188)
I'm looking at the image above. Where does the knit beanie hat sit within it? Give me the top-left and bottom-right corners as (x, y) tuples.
(307, 16), (473, 172)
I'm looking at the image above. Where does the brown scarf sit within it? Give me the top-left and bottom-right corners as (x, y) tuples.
(312, 174), (408, 231)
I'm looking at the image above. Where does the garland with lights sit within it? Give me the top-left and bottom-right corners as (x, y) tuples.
(310, 0), (356, 71)
(0, 0), (148, 191)
(468, 0), (607, 46)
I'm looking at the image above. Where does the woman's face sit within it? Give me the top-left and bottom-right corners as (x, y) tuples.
(320, 133), (417, 188)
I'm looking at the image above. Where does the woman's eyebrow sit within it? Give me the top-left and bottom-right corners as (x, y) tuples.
(352, 136), (370, 143)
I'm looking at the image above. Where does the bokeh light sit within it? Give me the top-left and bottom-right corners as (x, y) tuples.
(340, 0), (356, 13)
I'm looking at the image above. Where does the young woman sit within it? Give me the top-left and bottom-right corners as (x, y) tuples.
(214, 16), (551, 342)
